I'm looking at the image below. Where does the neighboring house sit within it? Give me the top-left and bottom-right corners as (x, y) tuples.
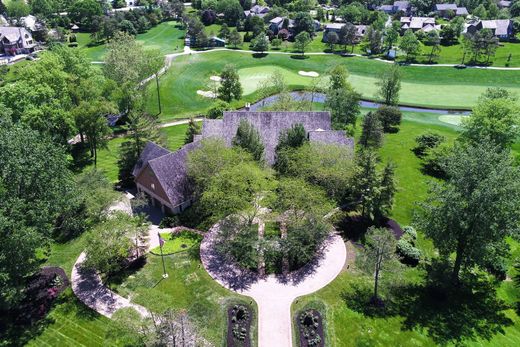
(434, 4), (468, 17)
(498, 1), (511, 8)
(322, 23), (366, 42)
(244, 5), (270, 18)
(0, 26), (36, 55)
(465, 19), (513, 39)
(269, 17), (294, 34)
(378, 1), (411, 15)
(20, 15), (43, 32)
(133, 111), (355, 215)
(400, 16), (440, 32)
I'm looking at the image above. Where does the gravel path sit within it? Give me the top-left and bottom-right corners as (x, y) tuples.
(200, 223), (347, 347)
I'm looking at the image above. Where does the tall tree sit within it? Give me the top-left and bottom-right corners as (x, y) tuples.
(232, 119), (264, 162)
(376, 64), (401, 106)
(218, 64), (243, 102)
(325, 65), (360, 131)
(339, 22), (357, 53)
(228, 28), (243, 48)
(359, 111), (384, 148)
(415, 143), (520, 282)
(425, 30), (441, 64)
(358, 227), (400, 301)
(0, 121), (73, 310)
(294, 31), (312, 56)
(326, 31), (339, 51)
(250, 32), (270, 53)
(400, 29), (421, 61)
(461, 93), (520, 149)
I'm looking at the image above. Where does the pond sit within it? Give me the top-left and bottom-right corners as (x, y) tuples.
(245, 91), (471, 115)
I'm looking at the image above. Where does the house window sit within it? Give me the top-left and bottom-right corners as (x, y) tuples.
(151, 183), (155, 190)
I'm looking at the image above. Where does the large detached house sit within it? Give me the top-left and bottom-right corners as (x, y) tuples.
(244, 5), (270, 18)
(434, 4), (469, 17)
(465, 19), (513, 39)
(133, 111), (354, 215)
(400, 16), (440, 32)
(322, 23), (366, 42)
(378, 1), (411, 15)
(0, 26), (36, 55)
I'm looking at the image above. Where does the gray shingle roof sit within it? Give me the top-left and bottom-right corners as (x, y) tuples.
(308, 130), (355, 148)
(202, 111), (337, 165)
(132, 141), (171, 177)
(147, 141), (200, 208)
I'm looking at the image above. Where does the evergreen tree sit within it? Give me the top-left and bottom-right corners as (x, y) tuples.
(118, 112), (163, 186)
(184, 117), (201, 144)
(232, 119), (264, 162)
(374, 162), (397, 221)
(359, 111), (384, 148)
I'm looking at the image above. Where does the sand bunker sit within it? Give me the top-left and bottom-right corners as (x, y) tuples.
(298, 70), (319, 77)
(197, 90), (217, 98)
(210, 75), (221, 82)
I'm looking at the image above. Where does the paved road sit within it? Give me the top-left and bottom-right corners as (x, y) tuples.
(200, 223), (347, 347)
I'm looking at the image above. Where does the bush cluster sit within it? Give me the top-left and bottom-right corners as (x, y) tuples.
(396, 226), (421, 266)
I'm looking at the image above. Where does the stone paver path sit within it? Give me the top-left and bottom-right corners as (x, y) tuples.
(200, 223), (347, 347)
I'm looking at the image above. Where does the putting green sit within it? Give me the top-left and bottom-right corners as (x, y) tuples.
(238, 66), (315, 95)
(438, 115), (470, 126)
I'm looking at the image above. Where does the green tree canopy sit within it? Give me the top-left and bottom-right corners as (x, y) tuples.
(232, 119), (265, 162)
(415, 143), (520, 282)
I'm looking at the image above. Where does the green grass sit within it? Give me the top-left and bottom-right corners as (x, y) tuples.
(77, 21), (185, 61)
(147, 50), (520, 121)
(25, 290), (114, 347)
(150, 231), (201, 255)
(113, 244), (257, 345)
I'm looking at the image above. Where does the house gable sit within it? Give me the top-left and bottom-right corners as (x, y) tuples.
(135, 164), (172, 206)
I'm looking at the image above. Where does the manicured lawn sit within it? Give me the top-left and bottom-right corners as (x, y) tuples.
(146, 50), (520, 121)
(77, 21), (185, 61)
(25, 290), (114, 347)
(150, 231), (201, 255)
(113, 244), (257, 345)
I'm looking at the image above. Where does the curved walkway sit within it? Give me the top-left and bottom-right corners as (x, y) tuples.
(71, 193), (151, 319)
(200, 223), (347, 347)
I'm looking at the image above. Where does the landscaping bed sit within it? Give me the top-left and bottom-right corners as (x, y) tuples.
(226, 303), (253, 347)
(296, 309), (325, 347)
(150, 230), (202, 255)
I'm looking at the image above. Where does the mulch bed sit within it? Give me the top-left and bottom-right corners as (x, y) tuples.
(13, 266), (69, 325)
(297, 309), (325, 347)
(226, 303), (253, 347)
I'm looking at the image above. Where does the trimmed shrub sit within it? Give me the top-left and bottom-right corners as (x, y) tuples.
(413, 132), (446, 157)
(397, 238), (421, 266)
(159, 215), (180, 229)
(402, 226), (417, 240)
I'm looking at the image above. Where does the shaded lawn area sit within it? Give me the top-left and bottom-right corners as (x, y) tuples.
(77, 21), (185, 62)
(112, 246), (257, 346)
(146, 50), (520, 121)
(292, 115), (520, 347)
(71, 123), (190, 183)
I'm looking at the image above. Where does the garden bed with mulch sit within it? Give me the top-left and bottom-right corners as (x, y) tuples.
(226, 303), (253, 347)
(296, 309), (325, 347)
(12, 266), (69, 325)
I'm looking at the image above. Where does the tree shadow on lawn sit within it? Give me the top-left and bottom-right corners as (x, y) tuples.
(342, 261), (513, 345)
(290, 54), (310, 60)
(252, 52), (268, 58)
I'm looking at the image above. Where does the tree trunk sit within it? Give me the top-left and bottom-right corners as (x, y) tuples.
(451, 237), (465, 283)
